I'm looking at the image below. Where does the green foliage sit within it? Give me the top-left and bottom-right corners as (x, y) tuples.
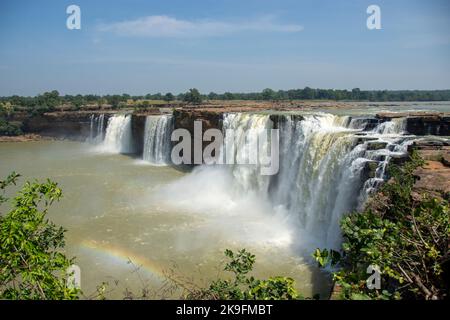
(164, 92), (175, 102)
(0, 117), (22, 136)
(262, 88), (276, 101)
(0, 102), (14, 117)
(312, 248), (341, 268)
(202, 249), (300, 300)
(0, 173), (79, 300)
(314, 152), (450, 300)
(208, 92), (220, 100)
(106, 95), (122, 109)
(183, 88), (202, 104)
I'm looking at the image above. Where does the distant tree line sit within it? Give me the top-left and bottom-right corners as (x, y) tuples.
(204, 88), (450, 102)
(1, 88), (450, 112)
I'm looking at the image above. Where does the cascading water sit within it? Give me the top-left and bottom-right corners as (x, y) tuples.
(220, 112), (413, 250)
(221, 113), (274, 193)
(102, 114), (134, 154)
(373, 117), (407, 134)
(143, 115), (174, 165)
(89, 114), (105, 143)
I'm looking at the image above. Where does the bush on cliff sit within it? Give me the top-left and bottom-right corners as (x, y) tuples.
(314, 152), (449, 300)
(183, 88), (202, 105)
(0, 118), (22, 136)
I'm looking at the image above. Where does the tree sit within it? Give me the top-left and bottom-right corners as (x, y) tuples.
(97, 98), (106, 109)
(208, 92), (219, 100)
(0, 173), (79, 300)
(164, 92), (174, 103)
(183, 88), (202, 105)
(35, 90), (60, 110)
(223, 92), (234, 100)
(0, 102), (13, 117)
(107, 95), (121, 109)
(301, 87), (314, 100)
(72, 94), (84, 109)
(261, 88), (275, 101)
(351, 88), (361, 100)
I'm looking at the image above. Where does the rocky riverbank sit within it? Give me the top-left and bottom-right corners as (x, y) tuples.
(0, 134), (49, 142)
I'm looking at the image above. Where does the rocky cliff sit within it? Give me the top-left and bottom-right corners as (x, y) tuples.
(376, 112), (450, 136)
(6, 110), (450, 148)
(16, 111), (114, 141)
(172, 109), (223, 163)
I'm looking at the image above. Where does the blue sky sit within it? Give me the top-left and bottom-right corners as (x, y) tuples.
(0, 0), (449, 95)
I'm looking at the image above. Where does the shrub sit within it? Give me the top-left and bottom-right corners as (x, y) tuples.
(164, 249), (301, 300)
(0, 173), (79, 299)
(0, 118), (22, 136)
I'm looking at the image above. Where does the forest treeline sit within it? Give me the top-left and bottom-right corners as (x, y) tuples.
(1, 88), (450, 110)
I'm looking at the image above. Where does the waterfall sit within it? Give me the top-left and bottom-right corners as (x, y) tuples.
(102, 114), (134, 154)
(89, 114), (105, 143)
(220, 113), (412, 250)
(143, 115), (174, 165)
(222, 113), (274, 193)
(373, 117), (406, 134)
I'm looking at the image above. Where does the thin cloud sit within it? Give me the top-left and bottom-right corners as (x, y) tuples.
(402, 34), (450, 49)
(98, 15), (303, 38)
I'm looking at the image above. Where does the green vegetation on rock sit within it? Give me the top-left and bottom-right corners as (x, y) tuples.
(314, 152), (449, 300)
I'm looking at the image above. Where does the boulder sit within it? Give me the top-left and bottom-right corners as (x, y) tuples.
(362, 161), (379, 179)
(366, 141), (388, 150)
(390, 154), (410, 166)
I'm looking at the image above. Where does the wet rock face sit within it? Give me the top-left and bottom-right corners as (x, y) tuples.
(390, 153), (410, 166)
(350, 117), (381, 131)
(173, 109), (223, 132)
(23, 112), (96, 140)
(131, 115), (146, 156)
(269, 114), (304, 128)
(366, 141), (388, 151)
(362, 161), (379, 179)
(376, 112), (450, 136)
(172, 109), (223, 164)
(406, 116), (449, 136)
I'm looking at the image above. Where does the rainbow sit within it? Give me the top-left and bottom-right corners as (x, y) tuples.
(79, 239), (165, 281)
